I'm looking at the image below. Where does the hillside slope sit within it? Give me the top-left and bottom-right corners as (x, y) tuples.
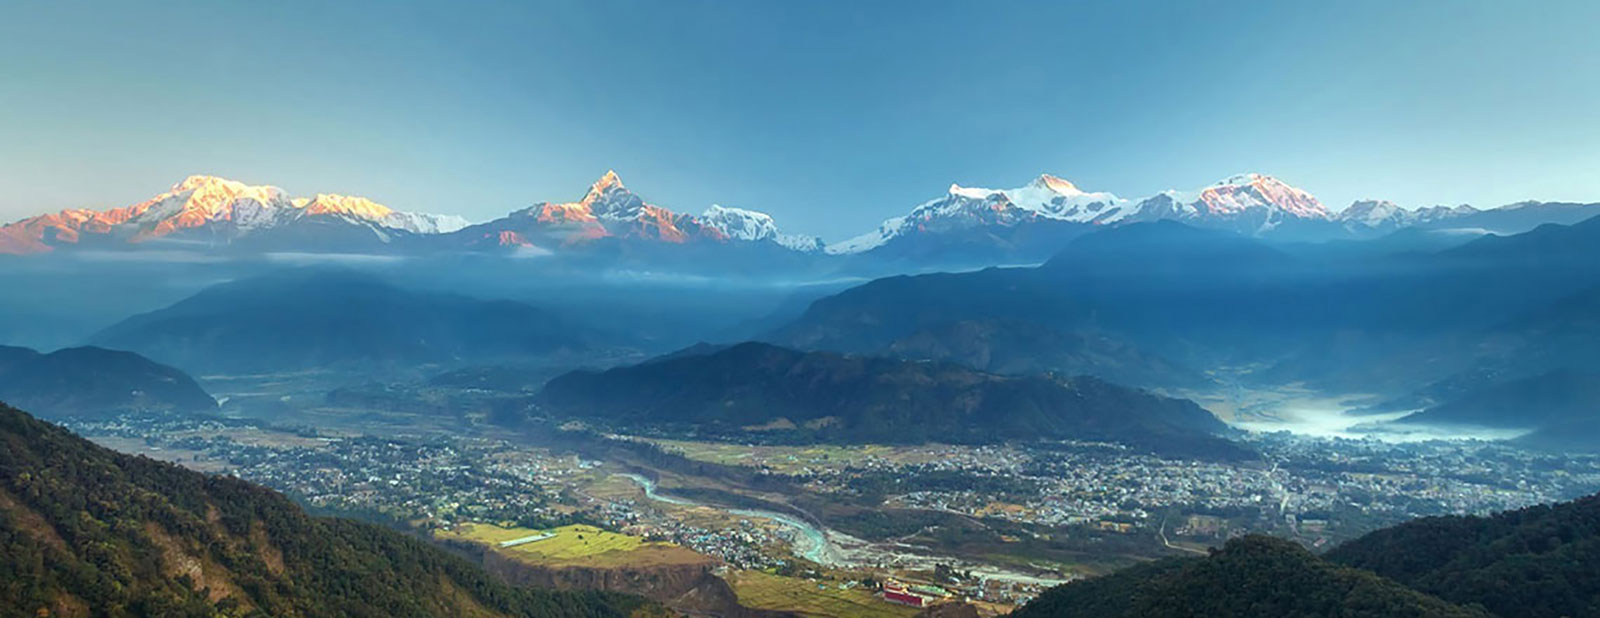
(1326, 492), (1600, 618)
(0, 403), (661, 617)
(0, 345), (215, 418)
(537, 342), (1246, 459)
(1011, 536), (1486, 618)
(91, 268), (594, 374)
(1396, 371), (1600, 451)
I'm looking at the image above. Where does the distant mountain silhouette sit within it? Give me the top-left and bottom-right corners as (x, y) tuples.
(1398, 371), (1600, 451)
(536, 342), (1247, 459)
(0, 345), (214, 418)
(778, 217), (1600, 396)
(91, 268), (595, 374)
(884, 318), (1210, 389)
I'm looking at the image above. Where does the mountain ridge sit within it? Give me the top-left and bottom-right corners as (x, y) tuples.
(534, 341), (1248, 459)
(90, 268), (599, 375)
(6, 172), (1597, 267)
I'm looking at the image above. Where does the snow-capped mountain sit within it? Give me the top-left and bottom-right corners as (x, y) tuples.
(700, 205), (825, 252)
(296, 194), (470, 234)
(827, 175), (1124, 255)
(498, 170), (692, 244)
(442, 171), (819, 254)
(1006, 174), (1130, 222)
(5, 169), (1595, 267)
(1337, 199), (1407, 228)
(0, 175), (467, 255)
(1334, 200), (1485, 233)
(828, 172), (1329, 254)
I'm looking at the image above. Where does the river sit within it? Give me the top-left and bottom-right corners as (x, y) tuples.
(617, 473), (840, 564)
(617, 472), (1067, 586)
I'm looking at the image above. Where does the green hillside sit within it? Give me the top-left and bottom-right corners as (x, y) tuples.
(0, 403), (664, 617)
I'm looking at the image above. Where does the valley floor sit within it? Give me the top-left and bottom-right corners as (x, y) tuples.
(64, 373), (1600, 616)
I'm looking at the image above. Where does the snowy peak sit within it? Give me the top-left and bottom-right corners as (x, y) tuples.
(497, 172), (818, 250)
(581, 170), (628, 206)
(1335, 199), (1490, 232)
(297, 194), (394, 219)
(1006, 174), (1125, 221)
(700, 204), (824, 251)
(1030, 174), (1083, 196)
(827, 174), (1129, 254)
(948, 183), (1000, 200)
(1338, 199), (1405, 226)
(701, 204), (778, 241)
(831, 172), (1330, 254)
(292, 193), (468, 233)
(1193, 172), (1327, 219)
(0, 175), (468, 254)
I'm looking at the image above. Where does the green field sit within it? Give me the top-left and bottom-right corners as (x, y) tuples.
(647, 439), (946, 474)
(728, 571), (919, 618)
(442, 522), (705, 567)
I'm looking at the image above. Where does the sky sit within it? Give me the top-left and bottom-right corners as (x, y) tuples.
(2, 0), (1598, 241)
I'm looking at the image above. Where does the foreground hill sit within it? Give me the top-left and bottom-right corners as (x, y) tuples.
(1326, 492), (1600, 618)
(0, 403), (661, 617)
(0, 345), (215, 418)
(536, 342), (1246, 459)
(92, 268), (596, 374)
(1011, 536), (1487, 618)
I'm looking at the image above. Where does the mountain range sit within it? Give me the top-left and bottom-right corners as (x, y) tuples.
(0, 175), (468, 255)
(5, 171), (1596, 272)
(90, 268), (600, 375)
(770, 215), (1600, 426)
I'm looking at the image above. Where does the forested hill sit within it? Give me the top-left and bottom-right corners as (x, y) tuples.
(1010, 535), (1487, 618)
(1326, 492), (1600, 618)
(0, 403), (664, 618)
(537, 341), (1248, 459)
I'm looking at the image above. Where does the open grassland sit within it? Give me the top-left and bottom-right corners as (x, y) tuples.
(442, 522), (707, 567)
(728, 571), (919, 618)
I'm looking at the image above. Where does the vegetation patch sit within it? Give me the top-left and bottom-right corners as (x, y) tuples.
(728, 570), (917, 618)
(444, 522), (706, 567)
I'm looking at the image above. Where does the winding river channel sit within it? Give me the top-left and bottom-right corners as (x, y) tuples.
(617, 473), (840, 564)
(617, 472), (1066, 586)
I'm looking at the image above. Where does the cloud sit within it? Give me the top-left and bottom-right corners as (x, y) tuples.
(262, 252), (407, 265)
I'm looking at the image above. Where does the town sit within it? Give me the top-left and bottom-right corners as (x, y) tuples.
(69, 413), (1600, 609)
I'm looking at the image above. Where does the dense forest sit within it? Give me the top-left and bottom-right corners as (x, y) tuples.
(536, 341), (1247, 459)
(1326, 492), (1600, 618)
(1014, 490), (1600, 618)
(1010, 535), (1488, 618)
(0, 403), (664, 618)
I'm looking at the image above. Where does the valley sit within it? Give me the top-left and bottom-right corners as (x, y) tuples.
(65, 368), (1600, 615)
(8, 6), (1600, 615)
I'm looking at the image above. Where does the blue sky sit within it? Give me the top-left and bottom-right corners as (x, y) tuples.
(2, 0), (1598, 240)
